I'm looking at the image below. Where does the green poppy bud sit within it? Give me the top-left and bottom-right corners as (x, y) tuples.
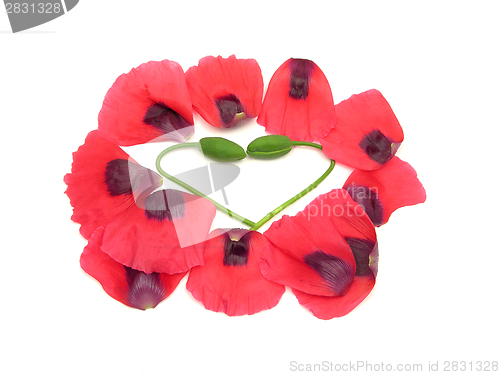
(199, 137), (246, 162)
(246, 135), (293, 159)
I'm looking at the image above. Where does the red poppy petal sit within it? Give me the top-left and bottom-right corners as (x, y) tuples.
(98, 60), (194, 146)
(186, 229), (285, 316)
(343, 156), (426, 226)
(64, 130), (163, 239)
(262, 214), (355, 297)
(185, 55), (263, 128)
(320, 89), (404, 170)
(101, 190), (216, 274)
(80, 227), (186, 310)
(292, 275), (376, 319)
(257, 58), (336, 142)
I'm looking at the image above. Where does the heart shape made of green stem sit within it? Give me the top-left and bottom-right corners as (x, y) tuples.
(155, 136), (335, 231)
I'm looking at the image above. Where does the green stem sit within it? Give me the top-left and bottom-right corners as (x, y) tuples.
(249, 142), (335, 231)
(291, 141), (323, 150)
(155, 143), (257, 227)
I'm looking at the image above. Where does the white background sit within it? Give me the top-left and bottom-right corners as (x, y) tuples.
(1, 1), (499, 374)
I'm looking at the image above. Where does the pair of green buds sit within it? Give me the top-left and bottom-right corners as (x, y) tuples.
(199, 135), (293, 162)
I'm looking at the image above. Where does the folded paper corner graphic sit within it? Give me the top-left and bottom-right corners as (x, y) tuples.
(5, 0), (79, 33)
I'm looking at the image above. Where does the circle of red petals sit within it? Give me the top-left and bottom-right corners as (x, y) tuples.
(65, 56), (426, 318)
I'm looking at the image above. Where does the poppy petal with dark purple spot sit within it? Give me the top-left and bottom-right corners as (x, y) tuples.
(257, 58), (336, 142)
(185, 55), (263, 128)
(187, 229), (285, 316)
(262, 213), (356, 297)
(64, 130), (162, 239)
(98, 60), (194, 146)
(293, 232), (378, 319)
(320, 89), (403, 170)
(80, 227), (186, 310)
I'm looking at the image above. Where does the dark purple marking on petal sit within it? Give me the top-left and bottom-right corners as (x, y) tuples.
(303, 251), (354, 296)
(359, 129), (395, 164)
(345, 238), (377, 277)
(105, 159), (162, 201)
(222, 231), (253, 267)
(125, 267), (165, 310)
(345, 185), (384, 226)
(288, 59), (314, 100)
(144, 189), (185, 222)
(215, 94), (244, 127)
(143, 102), (192, 134)
(105, 159), (133, 196)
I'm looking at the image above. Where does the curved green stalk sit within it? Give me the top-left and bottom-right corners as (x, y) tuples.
(291, 141), (323, 150)
(155, 143), (256, 227)
(156, 140), (335, 231)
